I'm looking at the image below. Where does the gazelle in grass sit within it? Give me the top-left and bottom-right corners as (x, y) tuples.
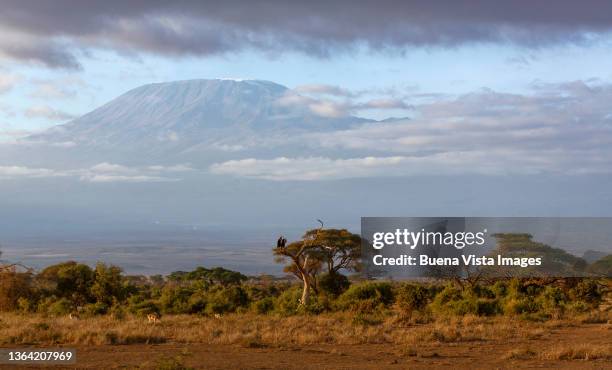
(147, 313), (161, 324)
(213, 313), (223, 319)
(68, 313), (80, 320)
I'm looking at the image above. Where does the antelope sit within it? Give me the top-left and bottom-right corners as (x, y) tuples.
(213, 313), (223, 319)
(68, 313), (80, 320)
(147, 313), (161, 324)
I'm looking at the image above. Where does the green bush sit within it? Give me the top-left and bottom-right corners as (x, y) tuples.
(186, 293), (207, 314)
(252, 297), (275, 314)
(306, 294), (331, 314)
(447, 297), (478, 315)
(565, 300), (590, 314)
(205, 286), (249, 314)
(2, 256), (609, 321)
(429, 284), (461, 309)
(429, 284), (500, 316)
(335, 282), (394, 313)
(468, 284), (495, 299)
(395, 283), (430, 314)
(84, 302), (109, 315)
(475, 299), (501, 316)
(537, 286), (567, 314)
(570, 279), (601, 303)
(159, 286), (196, 314)
(491, 281), (508, 297)
(48, 298), (73, 316)
(503, 297), (540, 315)
(273, 286), (302, 315)
(318, 273), (350, 296)
(127, 297), (160, 316)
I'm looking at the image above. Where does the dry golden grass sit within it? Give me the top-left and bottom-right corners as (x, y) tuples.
(503, 343), (612, 361)
(579, 311), (611, 324)
(0, 312), (573, 347)
(502, 348), (537, 360)
(538, 344), (612, 361)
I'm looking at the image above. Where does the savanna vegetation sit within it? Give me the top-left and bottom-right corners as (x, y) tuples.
(0, 228), (610, 367)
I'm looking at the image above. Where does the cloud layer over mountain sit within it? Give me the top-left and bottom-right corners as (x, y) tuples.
(3, 1), (612, 68)
(210, 80), (612, 180)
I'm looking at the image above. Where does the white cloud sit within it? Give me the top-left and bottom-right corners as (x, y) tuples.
(3, 138), (78, 147)
(146, 164), (193, 172)
(0, 162), (193, 182)
(275, 92), (348, 118)
(82, 174), (178, 183)
(212, 81), (612, 180)
(50, 141), (77, 148)
(29, 77), (86, 99)
(0, 165), (67, 179)
(0, 73), (20, 94)
(276, 90), (411, 118)
(89, 162), (133, 174)
(209, 153), (540, 181)
(357, 98), (412, 110)
(24, 105), (75, 121)
(79, 162), (192, 183)
(294, 84), (355, 97)
(210, 143), (248, 152)
(308, 100), (348, 118)
(293, 82), (612, 175)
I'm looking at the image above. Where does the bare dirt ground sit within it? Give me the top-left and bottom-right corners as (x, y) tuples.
(1, 323), (610, 369)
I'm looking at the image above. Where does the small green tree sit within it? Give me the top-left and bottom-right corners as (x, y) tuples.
(0, 268), (33, 311)
(38, 261), (94, 305)
(90, 263), (125, 305)
(0, 250), (35, 311)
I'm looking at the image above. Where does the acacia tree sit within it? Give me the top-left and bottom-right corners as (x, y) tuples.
(489, 233), (588, 277)
(308, 228), (361, 275)
(273, 237), (322, 305)
(274, 223), (361, 305)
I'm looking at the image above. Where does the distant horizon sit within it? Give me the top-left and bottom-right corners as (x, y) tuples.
(2, 218), (610, 276)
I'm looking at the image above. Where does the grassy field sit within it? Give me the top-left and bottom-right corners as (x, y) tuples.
(0, 312), (582, 346)
(0, 312), (610, 369)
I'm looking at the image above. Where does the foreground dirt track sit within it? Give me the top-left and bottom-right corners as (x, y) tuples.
(1, 323), (610, 369)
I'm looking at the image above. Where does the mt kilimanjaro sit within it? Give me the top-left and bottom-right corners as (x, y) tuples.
(29, 79), (371, 161)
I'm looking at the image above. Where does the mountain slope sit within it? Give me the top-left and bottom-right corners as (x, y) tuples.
(31, 79), (369, 152)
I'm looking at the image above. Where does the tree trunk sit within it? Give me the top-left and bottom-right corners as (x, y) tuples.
(300, 275), (310, 306)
